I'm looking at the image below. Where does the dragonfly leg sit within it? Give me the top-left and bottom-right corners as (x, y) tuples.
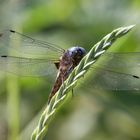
(71, 89), (74, 98)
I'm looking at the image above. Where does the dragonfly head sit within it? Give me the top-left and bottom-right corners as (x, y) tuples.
(68, 46), (86, 64)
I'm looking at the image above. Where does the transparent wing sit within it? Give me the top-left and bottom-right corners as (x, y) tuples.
(89, 67), (140, 90)
(99, 52), (140, 67)
(0, 30), (64, 59)
(89, 52), (140, 90)
(0, 55), (58, 77)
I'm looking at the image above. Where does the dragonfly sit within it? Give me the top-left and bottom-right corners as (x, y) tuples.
(0, 30), (139, 103)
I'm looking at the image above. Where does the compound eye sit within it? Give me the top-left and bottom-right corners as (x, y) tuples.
(72, 51), (75, 55)
(79, 50), (82, 54)
(72, 50), (77, 55)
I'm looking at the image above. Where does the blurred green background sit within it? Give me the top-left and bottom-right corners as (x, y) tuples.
(0, 0), (140, 140)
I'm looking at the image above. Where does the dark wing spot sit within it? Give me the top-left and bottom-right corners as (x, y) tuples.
(10, 30), (15, 33)
(0, 33), (3, 37)
(133, 75), (140, 79)
(1, 55), (7, 57)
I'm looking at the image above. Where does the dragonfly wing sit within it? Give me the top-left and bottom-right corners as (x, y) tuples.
(100, 52), (140, 65)
(0, 30), (64, 59)
(88, 52), (140, 90)
(95, 52), (140, 77)
(0, 56), (58, 77)
(89, 67), (140, 90)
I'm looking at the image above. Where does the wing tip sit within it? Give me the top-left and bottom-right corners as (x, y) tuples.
(1, 55), (7, 57)
(133, 75), (140, 79)
(0, 33), (3, 37)
(9, 30), (15, 33)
